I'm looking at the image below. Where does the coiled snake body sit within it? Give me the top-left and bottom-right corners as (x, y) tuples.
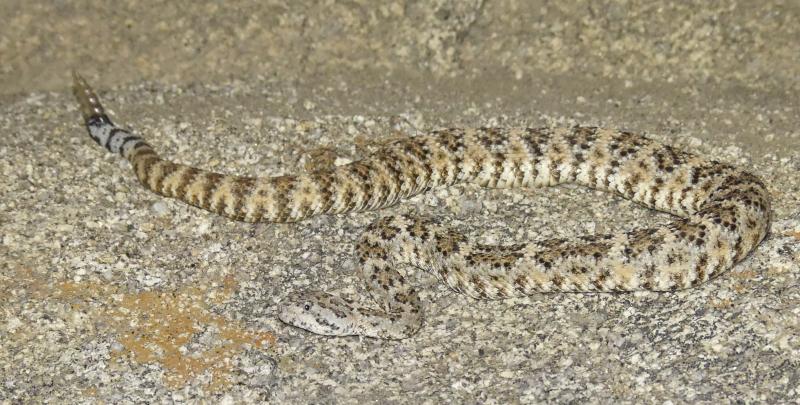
(73, 73), (771, 339)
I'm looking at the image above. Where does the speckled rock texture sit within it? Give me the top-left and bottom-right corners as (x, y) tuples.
(1, 1), (799, 403)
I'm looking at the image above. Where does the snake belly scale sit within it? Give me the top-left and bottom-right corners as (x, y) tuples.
(72, 73), (771, 339)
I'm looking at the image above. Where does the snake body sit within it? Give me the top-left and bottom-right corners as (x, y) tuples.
(73, 73), (771, 339)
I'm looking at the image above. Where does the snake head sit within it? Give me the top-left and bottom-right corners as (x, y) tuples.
(278, 291), (360, 336)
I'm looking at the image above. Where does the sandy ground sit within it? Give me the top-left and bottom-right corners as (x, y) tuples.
(1, 1), (799, 403)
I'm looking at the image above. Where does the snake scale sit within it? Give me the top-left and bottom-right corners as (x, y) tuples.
(73, 72), (771, 339)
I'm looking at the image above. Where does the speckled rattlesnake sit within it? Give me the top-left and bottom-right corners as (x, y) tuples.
(73, 73), (771, 339)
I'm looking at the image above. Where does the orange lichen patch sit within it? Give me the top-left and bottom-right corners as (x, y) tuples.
(708, 298), (733, 310)
(730, 269), (759, 281)
(82, 387), (98, 397)
(731, 284), (747, 294)
(56, 280), (111, 301)
(3, 264), (50, 299)
(724, 269), (761, 294)
(110, 286), (275, 392)
(51, 275), (275, 393)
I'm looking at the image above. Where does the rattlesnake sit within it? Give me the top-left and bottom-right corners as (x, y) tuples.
(73, 72), (771, 339)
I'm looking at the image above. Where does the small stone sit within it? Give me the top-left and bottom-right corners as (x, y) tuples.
(151, 201), (169, 215)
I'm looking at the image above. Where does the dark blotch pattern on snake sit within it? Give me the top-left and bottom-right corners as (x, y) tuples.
(73, 72), (771, 339)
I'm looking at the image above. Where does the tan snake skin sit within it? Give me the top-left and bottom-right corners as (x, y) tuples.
(73, 72), (771, 339)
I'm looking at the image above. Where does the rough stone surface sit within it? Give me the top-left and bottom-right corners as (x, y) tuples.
(1, 1), (798, 403)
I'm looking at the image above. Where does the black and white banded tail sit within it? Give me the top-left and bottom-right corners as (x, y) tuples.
(72, 71), (145, 156)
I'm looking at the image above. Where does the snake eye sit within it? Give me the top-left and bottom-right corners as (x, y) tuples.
(303, 303), (311, 311)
